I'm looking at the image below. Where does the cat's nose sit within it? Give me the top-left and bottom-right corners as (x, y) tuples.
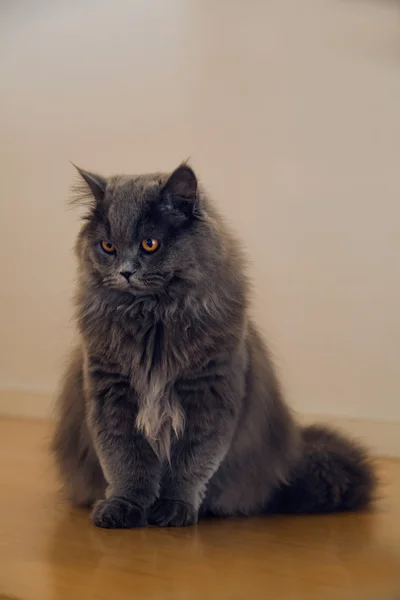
(120, 271), (133, 282)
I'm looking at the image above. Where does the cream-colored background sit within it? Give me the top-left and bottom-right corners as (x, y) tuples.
(0, 1), (399, 430)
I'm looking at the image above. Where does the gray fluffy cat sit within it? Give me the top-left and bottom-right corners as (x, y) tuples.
(52, 164), (376, 528)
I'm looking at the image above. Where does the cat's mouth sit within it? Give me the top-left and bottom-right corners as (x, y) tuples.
(111, 274), (169, 294)
(107, 271), (188, 296)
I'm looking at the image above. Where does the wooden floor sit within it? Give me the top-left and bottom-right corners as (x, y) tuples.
(0, 419), (399, 600)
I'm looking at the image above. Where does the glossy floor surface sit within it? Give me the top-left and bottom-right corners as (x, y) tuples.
(0, 419), (399, 600)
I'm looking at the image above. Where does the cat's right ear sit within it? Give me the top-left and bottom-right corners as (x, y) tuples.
(159, 164), (198, 225)
(70, 164), (107, 207)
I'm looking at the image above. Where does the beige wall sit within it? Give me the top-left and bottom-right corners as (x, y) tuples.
(1, 0), (399, 422)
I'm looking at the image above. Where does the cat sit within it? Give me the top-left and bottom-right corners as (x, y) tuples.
(51, 163), (376, 528)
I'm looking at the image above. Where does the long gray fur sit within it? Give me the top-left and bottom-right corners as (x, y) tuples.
(52, 164), (376, 528)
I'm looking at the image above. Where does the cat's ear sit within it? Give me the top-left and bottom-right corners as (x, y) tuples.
(160, 164), (198, 223)
(71, 164), (107, 206)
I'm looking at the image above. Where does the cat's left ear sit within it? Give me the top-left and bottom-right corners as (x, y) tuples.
(71, 164), (107, 206)
(160, 164), (198, 223)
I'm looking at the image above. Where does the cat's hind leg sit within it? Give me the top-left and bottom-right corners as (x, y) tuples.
(51, 348), (106, 507)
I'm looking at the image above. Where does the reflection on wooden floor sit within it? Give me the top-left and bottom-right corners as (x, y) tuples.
(0, 419), (399, 600)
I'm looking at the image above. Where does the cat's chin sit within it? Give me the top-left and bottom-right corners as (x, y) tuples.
(109, 281), (166, 296)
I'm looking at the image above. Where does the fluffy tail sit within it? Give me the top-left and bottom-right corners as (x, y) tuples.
(268, 425), (377, 514)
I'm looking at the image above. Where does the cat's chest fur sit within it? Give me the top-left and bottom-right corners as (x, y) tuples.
(82, 293), (190, 458)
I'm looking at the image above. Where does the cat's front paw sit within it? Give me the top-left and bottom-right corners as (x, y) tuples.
(91, 496), (145, 529)
(148, 498), (198, 527)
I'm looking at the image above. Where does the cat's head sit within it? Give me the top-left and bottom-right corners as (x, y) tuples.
(72, 164), (226, 297)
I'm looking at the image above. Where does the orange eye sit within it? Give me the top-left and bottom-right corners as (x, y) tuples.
(141, 238), (159, 253)
(100, 240), (116, 254)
